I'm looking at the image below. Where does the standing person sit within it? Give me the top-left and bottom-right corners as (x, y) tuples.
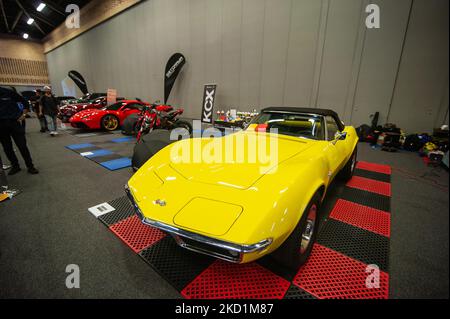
(32, 89), (48, 133)
(39, 86), (59, 136)
(0, 87), (39, 175)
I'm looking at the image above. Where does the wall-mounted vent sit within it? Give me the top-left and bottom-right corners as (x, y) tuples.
(0, 57), (50, 85)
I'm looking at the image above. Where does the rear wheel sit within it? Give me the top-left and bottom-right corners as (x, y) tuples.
(271, 193), (321, 270)
(339, 146), (358, 181)
(101, 115), (119, 131)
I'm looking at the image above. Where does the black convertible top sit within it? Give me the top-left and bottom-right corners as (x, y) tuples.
(261, 107), (345, 131)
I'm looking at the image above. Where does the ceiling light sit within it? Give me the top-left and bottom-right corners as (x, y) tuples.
(36, 3), (46, 12)
(23, 33), (29, 39)
(27, 18), (34, 25)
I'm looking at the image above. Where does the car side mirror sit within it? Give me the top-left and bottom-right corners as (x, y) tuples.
(338, 131), (347, 140)
(332, 131), (347, 144)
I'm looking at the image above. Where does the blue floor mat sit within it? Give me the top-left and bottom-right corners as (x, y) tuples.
(66, 143), (95, 150)
(81, 149), (114, 158)
(99, 157), (132, 171)
(111, 137), (135, 143)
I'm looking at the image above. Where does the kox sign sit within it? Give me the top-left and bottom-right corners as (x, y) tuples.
(201, 84), (217, 124)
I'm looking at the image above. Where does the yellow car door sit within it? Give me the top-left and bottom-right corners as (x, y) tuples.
(323, 116), (348, 181)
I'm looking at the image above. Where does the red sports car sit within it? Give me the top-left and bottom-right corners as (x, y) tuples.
(58, 96), (125, 123)
(70, 100), (149, 131)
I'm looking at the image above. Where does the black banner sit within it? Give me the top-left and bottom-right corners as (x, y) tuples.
(164, 53), (186, 104)
(201, 84), (217, 124)
(68, 70), (88, 95)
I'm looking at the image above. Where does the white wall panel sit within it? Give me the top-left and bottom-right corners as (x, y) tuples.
(173, 0), (192, 109)
(351, 0), (412, 127)
(46, 0), (449, 133)
(283, 0), (323, 107)
(388, 0), (449, 133)
(220, 0), (242, 109)
(259, 0), (292, 108)
(316, 0), (363, 121)
(239, 0), (265, 111)
(184, 0), (206, 118)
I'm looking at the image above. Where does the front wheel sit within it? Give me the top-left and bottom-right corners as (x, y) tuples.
(270, 193), (321, 270)
(101, 115), (119, 131)
(339, 146), (358, 181)
(173, 120), (193, 135)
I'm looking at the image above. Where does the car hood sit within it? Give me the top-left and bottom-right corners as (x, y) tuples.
(67, 103), (89, 109)
(128, 132), (316, 240)
(71, 108), (104, 120)
(166, 131), (314, 190)
(128, 132), (317, 240)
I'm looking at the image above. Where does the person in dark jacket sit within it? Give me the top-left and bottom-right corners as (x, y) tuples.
(0, 87), (39, 175)
(31, 89), (48, 133)
(39, 86), (60, 136)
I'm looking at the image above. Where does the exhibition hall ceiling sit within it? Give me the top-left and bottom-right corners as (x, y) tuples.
(0, 0), (91, 40)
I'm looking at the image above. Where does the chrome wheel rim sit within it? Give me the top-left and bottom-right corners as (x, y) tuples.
(103, 116), (118, 130)
(300, 204), (317, 254)
(350, 153), (357, 172)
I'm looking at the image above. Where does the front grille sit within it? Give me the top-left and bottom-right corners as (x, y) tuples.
(71, 122), (89, 129)
(176, 236), (241, 262)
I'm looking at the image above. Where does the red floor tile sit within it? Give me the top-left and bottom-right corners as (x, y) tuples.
(181, 260), (291, 299)
(357, 161), (392, 175)
(109, 215), (166, 253)
(329, 199), (390, 237)
(347, 176), (391, 197)
(293, 244), (389, 299)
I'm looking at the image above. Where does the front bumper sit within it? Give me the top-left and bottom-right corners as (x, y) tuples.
(125, 185), (272, 263)
(70, 121), (90, 129)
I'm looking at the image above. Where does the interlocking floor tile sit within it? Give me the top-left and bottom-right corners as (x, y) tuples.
(293, 244), (389, 299)
(181, 260), (291, 299)
(109, 215), (165, 253)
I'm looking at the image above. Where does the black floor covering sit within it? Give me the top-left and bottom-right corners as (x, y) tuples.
(0, 118), (448, 298)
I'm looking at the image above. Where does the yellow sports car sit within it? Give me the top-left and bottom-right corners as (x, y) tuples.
(126, 107), (358, 269)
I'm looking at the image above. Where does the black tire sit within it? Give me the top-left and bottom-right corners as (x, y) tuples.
(270, 193), (321, 270)
(339, 146), (358, 181)
(174, 120), (193, 135)
(131, 130), (176, 172)
(122, 114), (140, 135)
(101, 114), (120, 131)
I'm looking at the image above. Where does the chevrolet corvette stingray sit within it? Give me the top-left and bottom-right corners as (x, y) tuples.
(70, 100), (148, 131)
(126, 107), (358, 269)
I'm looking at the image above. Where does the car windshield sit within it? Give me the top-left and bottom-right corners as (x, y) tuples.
(104, 102), (125, 111)
(249, 112), (325, 140)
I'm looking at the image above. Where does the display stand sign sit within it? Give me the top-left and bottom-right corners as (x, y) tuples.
(88, 202), (116, 218)
(107, 89), (117, 106)
(164, 53), (186, 104)
(201, 84), (217, 124)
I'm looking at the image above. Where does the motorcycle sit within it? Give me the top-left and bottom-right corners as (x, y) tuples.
(135, 102), (192, 142)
